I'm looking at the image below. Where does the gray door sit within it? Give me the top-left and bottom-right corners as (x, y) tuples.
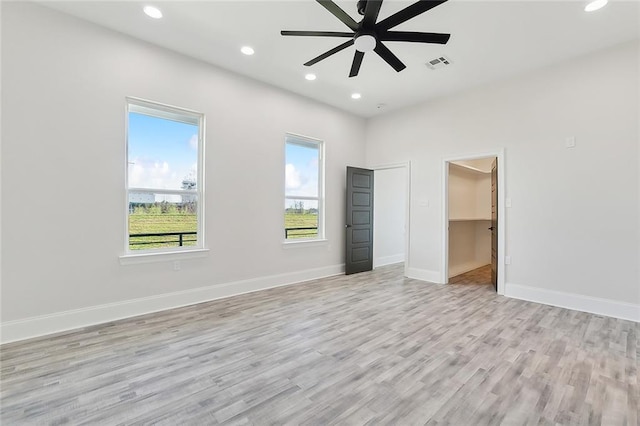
(490, 159), (498, 291)
(346, 166), (374, 275)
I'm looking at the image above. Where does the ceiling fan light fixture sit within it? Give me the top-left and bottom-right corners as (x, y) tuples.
(354, 34), (376, 52)
(584, 0), (608, 12)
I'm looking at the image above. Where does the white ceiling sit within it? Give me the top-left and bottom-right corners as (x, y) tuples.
(40, 0), (639, 117)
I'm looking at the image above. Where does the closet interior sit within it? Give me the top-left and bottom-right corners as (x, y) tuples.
(448, 158), (496, 279)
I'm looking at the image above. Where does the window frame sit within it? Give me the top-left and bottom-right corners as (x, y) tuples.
(123, 97), (206, 258)
(283, 133), (325, 243)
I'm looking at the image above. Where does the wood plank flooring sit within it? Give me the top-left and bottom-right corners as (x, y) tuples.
(1, 264), (638, 425)
(450, 265), (492, 285)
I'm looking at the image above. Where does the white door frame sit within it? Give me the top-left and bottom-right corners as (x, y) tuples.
(371, 162), (411, 276)
(441, 150), (505, 295)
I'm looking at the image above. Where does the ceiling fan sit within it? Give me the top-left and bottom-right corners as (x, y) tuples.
(281, 0), (451, 77)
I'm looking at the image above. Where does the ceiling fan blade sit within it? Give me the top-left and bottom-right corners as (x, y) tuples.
(281, 30), (354, 38)
(316, 0), (359, 31)
(374, 42), (406, 72)
(362, 0), (383, 28)
(376, 0), (448, 31)
(379, 31), (450, 44)
(304, 39), (355, 66)
(349, 51), (365, 77)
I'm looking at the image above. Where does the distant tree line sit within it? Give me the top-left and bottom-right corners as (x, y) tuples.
(130, 201), (197, 215)
(285, 201), (318, 215)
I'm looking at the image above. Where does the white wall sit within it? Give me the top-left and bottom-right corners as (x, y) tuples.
(449, 221), (488, 277)
(0, 3), (366, 338)
(474, 221), (491, 266)
(366, 41), (640, 315)
(448, 166), (477, 220)
(448, 164), (491, 220)
(373, 167), (407, 267)
(475, 174), (491, 218)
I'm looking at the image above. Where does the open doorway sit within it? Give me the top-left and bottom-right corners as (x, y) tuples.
(373, 163), (410, 274)
(442, 152), (505, 294)
(448, 158), (495, 288)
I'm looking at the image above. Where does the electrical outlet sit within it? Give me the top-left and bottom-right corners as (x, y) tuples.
(505, 256), (511, 265)
(173, 261), (181, 271)
(506, 198), (512, 208)
(565, 136), (576, 148)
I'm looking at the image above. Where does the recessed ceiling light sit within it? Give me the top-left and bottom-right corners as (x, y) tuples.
(351, 93), (362, 100)
(305, 73), (317, 81)
(241, 46), (255, 56)
(143, 5), (163, 19)
(585, 0), (608, 12)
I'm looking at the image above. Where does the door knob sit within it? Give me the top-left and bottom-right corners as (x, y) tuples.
(345, 224), (352, 228)
(488, 227), (495, 231)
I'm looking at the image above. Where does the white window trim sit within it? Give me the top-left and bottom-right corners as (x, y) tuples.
(120, 97), (206, 264)
(283, 133), (325, 245)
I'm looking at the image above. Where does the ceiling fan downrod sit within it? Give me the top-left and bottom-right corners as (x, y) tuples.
(357, 0), (368, 16)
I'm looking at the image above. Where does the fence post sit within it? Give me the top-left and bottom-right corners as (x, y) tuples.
(179, 234), (183, 246)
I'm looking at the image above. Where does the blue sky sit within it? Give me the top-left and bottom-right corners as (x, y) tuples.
(129, 114), (318, 208)
(128, 112), (198, 191)
(285, 142), (319, 209)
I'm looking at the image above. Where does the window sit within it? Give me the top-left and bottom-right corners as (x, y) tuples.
(284, 134), (324, 241)
(125, 98), (204, 253)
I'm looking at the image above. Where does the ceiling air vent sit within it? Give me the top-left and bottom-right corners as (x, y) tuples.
(426, 55), (452, 70)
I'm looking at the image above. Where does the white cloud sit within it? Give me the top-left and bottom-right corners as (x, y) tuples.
(129, 158), (182, 190)
(189, 134), (198, 150)
(285, 163), (301, 190)
(285, 162), (320, 198)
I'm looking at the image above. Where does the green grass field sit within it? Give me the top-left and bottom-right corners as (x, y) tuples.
(128, 212), (318, 249)
(129, 213), (197, 250)
(284, 213), (318, 239)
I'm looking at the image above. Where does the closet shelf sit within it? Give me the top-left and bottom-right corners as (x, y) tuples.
(449, 163), (491, 174)
(449, 217), (491, 222)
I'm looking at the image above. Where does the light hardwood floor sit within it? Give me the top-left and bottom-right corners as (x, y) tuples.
(450, 265), (492, 285)
(1, 264), (638, 425)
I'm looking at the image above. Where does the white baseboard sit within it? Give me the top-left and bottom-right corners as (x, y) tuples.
(1, 264), (345, 344)
(373, 254), (405, 268)
(448, 260), (490, 279)
(406, 267), (441, 284)
(505, 283), (640, 323)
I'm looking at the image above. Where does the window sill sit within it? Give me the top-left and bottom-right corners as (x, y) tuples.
(282, 239), (328, 249)
(119, 248), (210, 265)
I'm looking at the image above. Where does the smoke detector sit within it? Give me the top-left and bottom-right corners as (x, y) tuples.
(426, 55), (452, 70)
